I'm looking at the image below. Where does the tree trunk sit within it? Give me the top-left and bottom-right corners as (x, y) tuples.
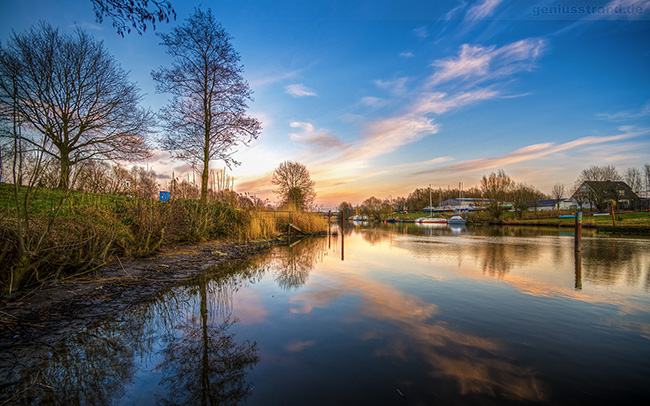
(200, 159), (209, 206)
(58, 152), (71, 190)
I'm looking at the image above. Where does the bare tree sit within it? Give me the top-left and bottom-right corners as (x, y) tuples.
(153, 8), (261, 206)
(360, 196), (384, 219)
(271, 161), (316, 211)
(511, 183), (542, 219)
(624, 167), (643, 196)
(0, 23), (153, 190)
(337, 201), (355, 219)
(551, 182), (565, 210)
(645, 163), (650, 198)
(91, 0), (176, 36)
(481, 170), (513, 219)
(129, 165), (159, 199)
(577, 165), (621, 183)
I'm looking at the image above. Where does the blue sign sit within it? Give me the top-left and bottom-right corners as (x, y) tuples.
(159, 191), (170, 202)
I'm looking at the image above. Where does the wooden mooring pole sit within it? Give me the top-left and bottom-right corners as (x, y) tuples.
(574, 251), (582, 291)
(328, 210), (332, 234)
(341, 214), (345, 261)
(574, 211), (582, 252)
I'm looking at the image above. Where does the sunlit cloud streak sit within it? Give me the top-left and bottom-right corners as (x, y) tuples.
(428, 38), (546, 88)
(415, 127), (649, 175)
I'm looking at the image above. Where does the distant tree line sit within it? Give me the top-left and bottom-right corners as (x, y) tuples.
(337, 163), (650, 220)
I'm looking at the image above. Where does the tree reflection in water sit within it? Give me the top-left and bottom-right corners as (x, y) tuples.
(11, 318), (144, 405)
(273, 237), (327, 290)
(155, 274), (259, 406)
(4, 254), (273, 405)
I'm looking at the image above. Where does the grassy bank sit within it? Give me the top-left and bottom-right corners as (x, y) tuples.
(492, 210), (650, 227)
(0, 183), (325, 294)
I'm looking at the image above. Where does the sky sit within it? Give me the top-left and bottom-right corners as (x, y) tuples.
(1, 0), (649, 209)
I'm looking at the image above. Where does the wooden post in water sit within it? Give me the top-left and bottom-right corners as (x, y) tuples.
(574, 251), (582, 291)
(328, 210), (332, 249)
(341, 213), (345, 261)
(328, 210), (332, 234)
(574, 211), (582, 252)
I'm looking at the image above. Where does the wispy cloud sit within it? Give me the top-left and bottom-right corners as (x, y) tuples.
(288, 122), (343, 149)
(285, 83), (317, 98)
(412, 25), (429, 38)
(249, 69), (301, 88)
(415, 127), (648, 175)
(374, 77), (409, 96)
(428, 38), (546, 88)
(360, 96), (388, 108)
(444, 1), (468, 20)
(413, 88), (501, 115)
(399, 51), (415, 58)
(351, 116), (440, 160)
(466, 0), (503, 20)
(597, 100), (650, 121)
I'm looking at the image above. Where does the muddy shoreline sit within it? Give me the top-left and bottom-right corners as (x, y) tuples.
(0, 238), (281, 399)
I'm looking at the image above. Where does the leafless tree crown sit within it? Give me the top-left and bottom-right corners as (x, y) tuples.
(0, 23), (153, 189)
(271, 161), (316, 210)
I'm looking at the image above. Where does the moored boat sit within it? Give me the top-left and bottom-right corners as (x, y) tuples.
(447, 215), (467, 225)
(420, 217), (447, 224)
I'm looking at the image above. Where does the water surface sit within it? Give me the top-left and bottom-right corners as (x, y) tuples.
(9, 224), (650, 405)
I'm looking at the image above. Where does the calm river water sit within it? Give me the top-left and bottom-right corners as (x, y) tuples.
(11, 224), (650, 405)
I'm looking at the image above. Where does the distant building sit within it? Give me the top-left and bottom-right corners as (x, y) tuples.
(528, 198), (576, 211)
(571, 181), (639, 211)
(425, 198), (489, 213)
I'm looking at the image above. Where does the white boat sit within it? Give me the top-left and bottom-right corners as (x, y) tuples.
(447, 215), (467, 225)
(353, 215), (362, 221)
(420, 217), (447, 224)
(419, 185), (447, 224)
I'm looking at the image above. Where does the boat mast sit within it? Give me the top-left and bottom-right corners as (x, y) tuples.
(429, 184), (433, 218)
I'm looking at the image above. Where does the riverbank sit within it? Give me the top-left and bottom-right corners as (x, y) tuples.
(0, 237), (282, 397)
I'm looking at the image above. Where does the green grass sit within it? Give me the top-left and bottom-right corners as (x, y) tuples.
(0, 182), (133, 217)
(388, 207), (650, 226)
(497, 210), (650, 226)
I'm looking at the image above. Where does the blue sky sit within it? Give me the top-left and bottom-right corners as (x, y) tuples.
(1, 0), (649, 208)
